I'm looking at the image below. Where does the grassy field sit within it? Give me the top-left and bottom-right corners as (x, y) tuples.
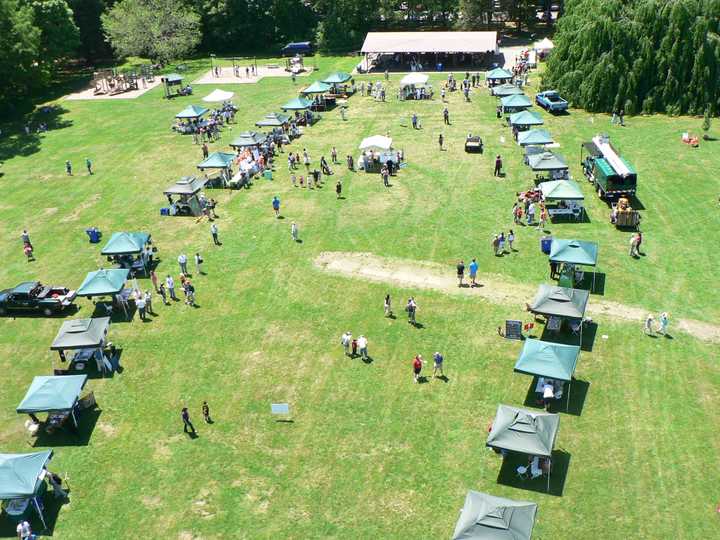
(0, 55), (719, 539)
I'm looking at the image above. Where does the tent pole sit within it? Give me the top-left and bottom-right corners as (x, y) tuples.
(33, 497), (47, 530)
(547, 460), (551, 492)
(567, 379), (571, 411)
(71, 409), (78, 428)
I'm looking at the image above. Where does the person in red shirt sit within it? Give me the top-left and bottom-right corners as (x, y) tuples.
(413, 355), (423, 383)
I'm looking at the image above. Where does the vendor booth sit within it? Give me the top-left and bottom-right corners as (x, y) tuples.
(163, 176), (208, 216)
(175, 105), (208, 120)
(281, 97), (317, 126)
(539, 180), (584, 221)
(229, 131), (267, 150)
(509, 110), (544, 131)
(486, 67), (513, 87)
(518, 128), (553, 146)
(486, 405), (559, 492)
(399, 73), (431, 100)
(528, 284), (590, 342)
(492, 83), (524, 97)
(501, 93), (532, 113)
(321, 72), (353, 96)
(549, 239), (599, 290)
(0, 450), (53, 529)
(202, 89), (234, 103)
(76, 269), (130, 320)
(100, 232), (152, 275)
(197, 152), (236, 187)
(528, 151), (568, 180)
(301, 81), (335, 110)
(452, 490), (537, 540)
(255, 112), (290, 128)
(534, 37), (554, 59)
(514, 339), (580, 411)
(162, 73), (188, 98)
(358, 135), (403, 174)
(51, 317), (112, 376)
(17, 375), (88, 432)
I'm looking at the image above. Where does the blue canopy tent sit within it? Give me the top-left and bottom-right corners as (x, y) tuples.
(0, 450), (53, 529)
(514, 339), (580, 409)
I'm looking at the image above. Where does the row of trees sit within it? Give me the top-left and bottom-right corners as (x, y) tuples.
(542, 0), (720, 115)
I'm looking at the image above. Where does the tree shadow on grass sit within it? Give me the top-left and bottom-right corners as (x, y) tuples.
(0, 105), (74, 165)
(495, 449), (571, 496)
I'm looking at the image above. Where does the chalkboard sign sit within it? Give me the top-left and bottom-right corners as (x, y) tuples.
(505, 320), (523, 340)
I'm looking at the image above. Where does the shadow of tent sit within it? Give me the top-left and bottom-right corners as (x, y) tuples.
(572, 271), (605, 295)
(0, 305), (81, 320)
(522, 377), (590, 417)
(540, 321), (598, 352)
(55, 349), (123, 380)
(0, 487), (68, 536)
(91, 302), (136, 324)
(496, 449), (571, 497)
(33, 408), (102, 448)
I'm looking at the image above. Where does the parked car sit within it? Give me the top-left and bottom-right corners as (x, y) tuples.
(535, 90), (569, 113)
(0, 281), (76, 316)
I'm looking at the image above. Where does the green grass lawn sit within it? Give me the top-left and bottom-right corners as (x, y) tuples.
(0, 55), (719, 539)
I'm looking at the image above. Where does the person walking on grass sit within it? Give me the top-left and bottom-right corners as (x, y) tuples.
(21, 229), (32, 249)
(537, 204), (547, 231)
(85, 158), (93, 175)
(166, 275), (177, 301)
(158, 282), (168, 305)
(291, 221), (299, 242)
(629, 233), (640, 257)
(178, 253), (188, 275)
(351, 337), (358, 357)
(413, 355), (423, 383)
(433, 352), (444, 378)
(644, 314), (654, 336)
(272, 196), (281, 218)
(144, 290), (154, 315)
(136, 292), (147, 321)
(150, 269), (159, 292)
(527, 202), (536, 225)
(182, 407), (196, 434)
(202, 401), (211, 423)
(456, 260), (465, 287)
(469, 258), (478, 287)
(406, 297), (417, 324)
(384, 294), (392, 317)
(331, 146), (338, 164)
(65, 160), (72, 176)
(357, 335), (368, 361)
(185, 280), (196, 306)
(658, 312), (670, 335)
(194, 252), (204, 275)
(341, 331), (352, 356)
(508, 230), (515, 251)
(336, 180), (343, 199)
(412, 113), (419, 129)
(438, 133), (444, 151)
(210, 223), (220, 245)
(443, 106), (450, 125)
(494, 155), (502, 177)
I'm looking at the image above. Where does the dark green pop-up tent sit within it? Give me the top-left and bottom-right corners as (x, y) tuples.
(0, 450), (53, 528)
(301, 81), (331, 94)
(255, 112), (290, 127)
(452, 490), (538, 540)
(100, 232), (150, 256)
(229, 131), (267, 149)
(509, 110), (543, 127)
(486, 67), (513, 81)
(514, 339), (580, 409)
(17, 375), (88, 428)
(281, 97), (313, 111)
(528, 285), (590, 343)
(197, 152), (236, 170)
(322, 71), (352, 84)
(501, 94), (532, 111)
(539, 180), (583, 200)
(51, 317), (110, 351)
(492, 83), (524, 97)
(517, 129), (553, 146)
(487, 405), (560, 491)
(550, 239), (599, 290)
(527, 151), (567, 172)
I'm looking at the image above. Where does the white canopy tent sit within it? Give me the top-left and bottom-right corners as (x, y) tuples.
(202, 89), (235, 102)
(361, 32), (498, 54)
(359, 135), (392, 151)
(400, 73), (429, 87)
(535, 38), (555, 52)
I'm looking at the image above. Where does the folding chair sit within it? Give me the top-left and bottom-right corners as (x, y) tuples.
(516, 466), (528, 480)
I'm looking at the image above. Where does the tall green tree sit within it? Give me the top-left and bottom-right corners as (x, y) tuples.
(0, 0), (41, 113)
(102, 0), (201, 63)
(27, 0), (80, 65)
(455, 0), (493, 29)
(68, 0), (113, 61)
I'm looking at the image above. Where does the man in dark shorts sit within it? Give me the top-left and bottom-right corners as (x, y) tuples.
(413, 355), (423, 383)
(456, 260), (465, 287)
(494, 155), (503, 176)
(336, 180), (342, 199)
(181, 407), (195, 434)
(438, 133), (444, 150)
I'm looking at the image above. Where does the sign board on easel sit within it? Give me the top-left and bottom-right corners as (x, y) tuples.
(505, 320), (523, 340)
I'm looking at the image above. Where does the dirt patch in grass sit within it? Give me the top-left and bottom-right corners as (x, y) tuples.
(60, 193), (101, 222)
(97, 422), (118, 438)
(142, 495), (163, 509)
(314, 251), (720, 343)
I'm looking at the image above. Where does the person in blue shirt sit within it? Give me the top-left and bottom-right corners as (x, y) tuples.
(272, 196), (281, 218)
(433, 352), (444, 378)
(469, 258), (479, 287)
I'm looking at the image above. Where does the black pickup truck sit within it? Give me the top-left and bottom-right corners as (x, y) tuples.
(0, 281), (77, 316)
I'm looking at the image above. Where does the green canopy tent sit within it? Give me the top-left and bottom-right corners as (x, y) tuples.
(255, 112), (290, 128)
(197, 152), (236, 186)
(0, 450), (53, 528)
(164, 176), (208, 216)
(528, 284), (590, 343)
(492, 83), (524, 97)
(539, 179), (583, 200)
(51, 317), (112, 374)
(500, 94), (532, 112)
(517, 129), (553, 146)
(486, 67), (513, 83)
(509, 110), (543, 128)
(527, 151), (567, 172)
(550, 239), (599, 290)
(486, 405), (560, 492)
(17, 375), (88, 428)
(175, 105), (208, 119)
(452, 490), (538, 540)
(229, 131), (268, 149)
(321, 72), (352, 84)
(301, 81), (331, 94)
(77, 268), (129, 319)
(514, 339), (580, 410)
(281, 97), (313, 111)
(100, 232), (149, 256)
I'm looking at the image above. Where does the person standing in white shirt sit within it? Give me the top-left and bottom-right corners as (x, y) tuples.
(341, 331), (351, 357)
(177, 253), (188, 275)
(16, 519), (33, 540)
(166, 275), (177, 301)
(210, 223), (220, 245)
(194, 252), (204, 275)
(357, 335), (368, 360)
